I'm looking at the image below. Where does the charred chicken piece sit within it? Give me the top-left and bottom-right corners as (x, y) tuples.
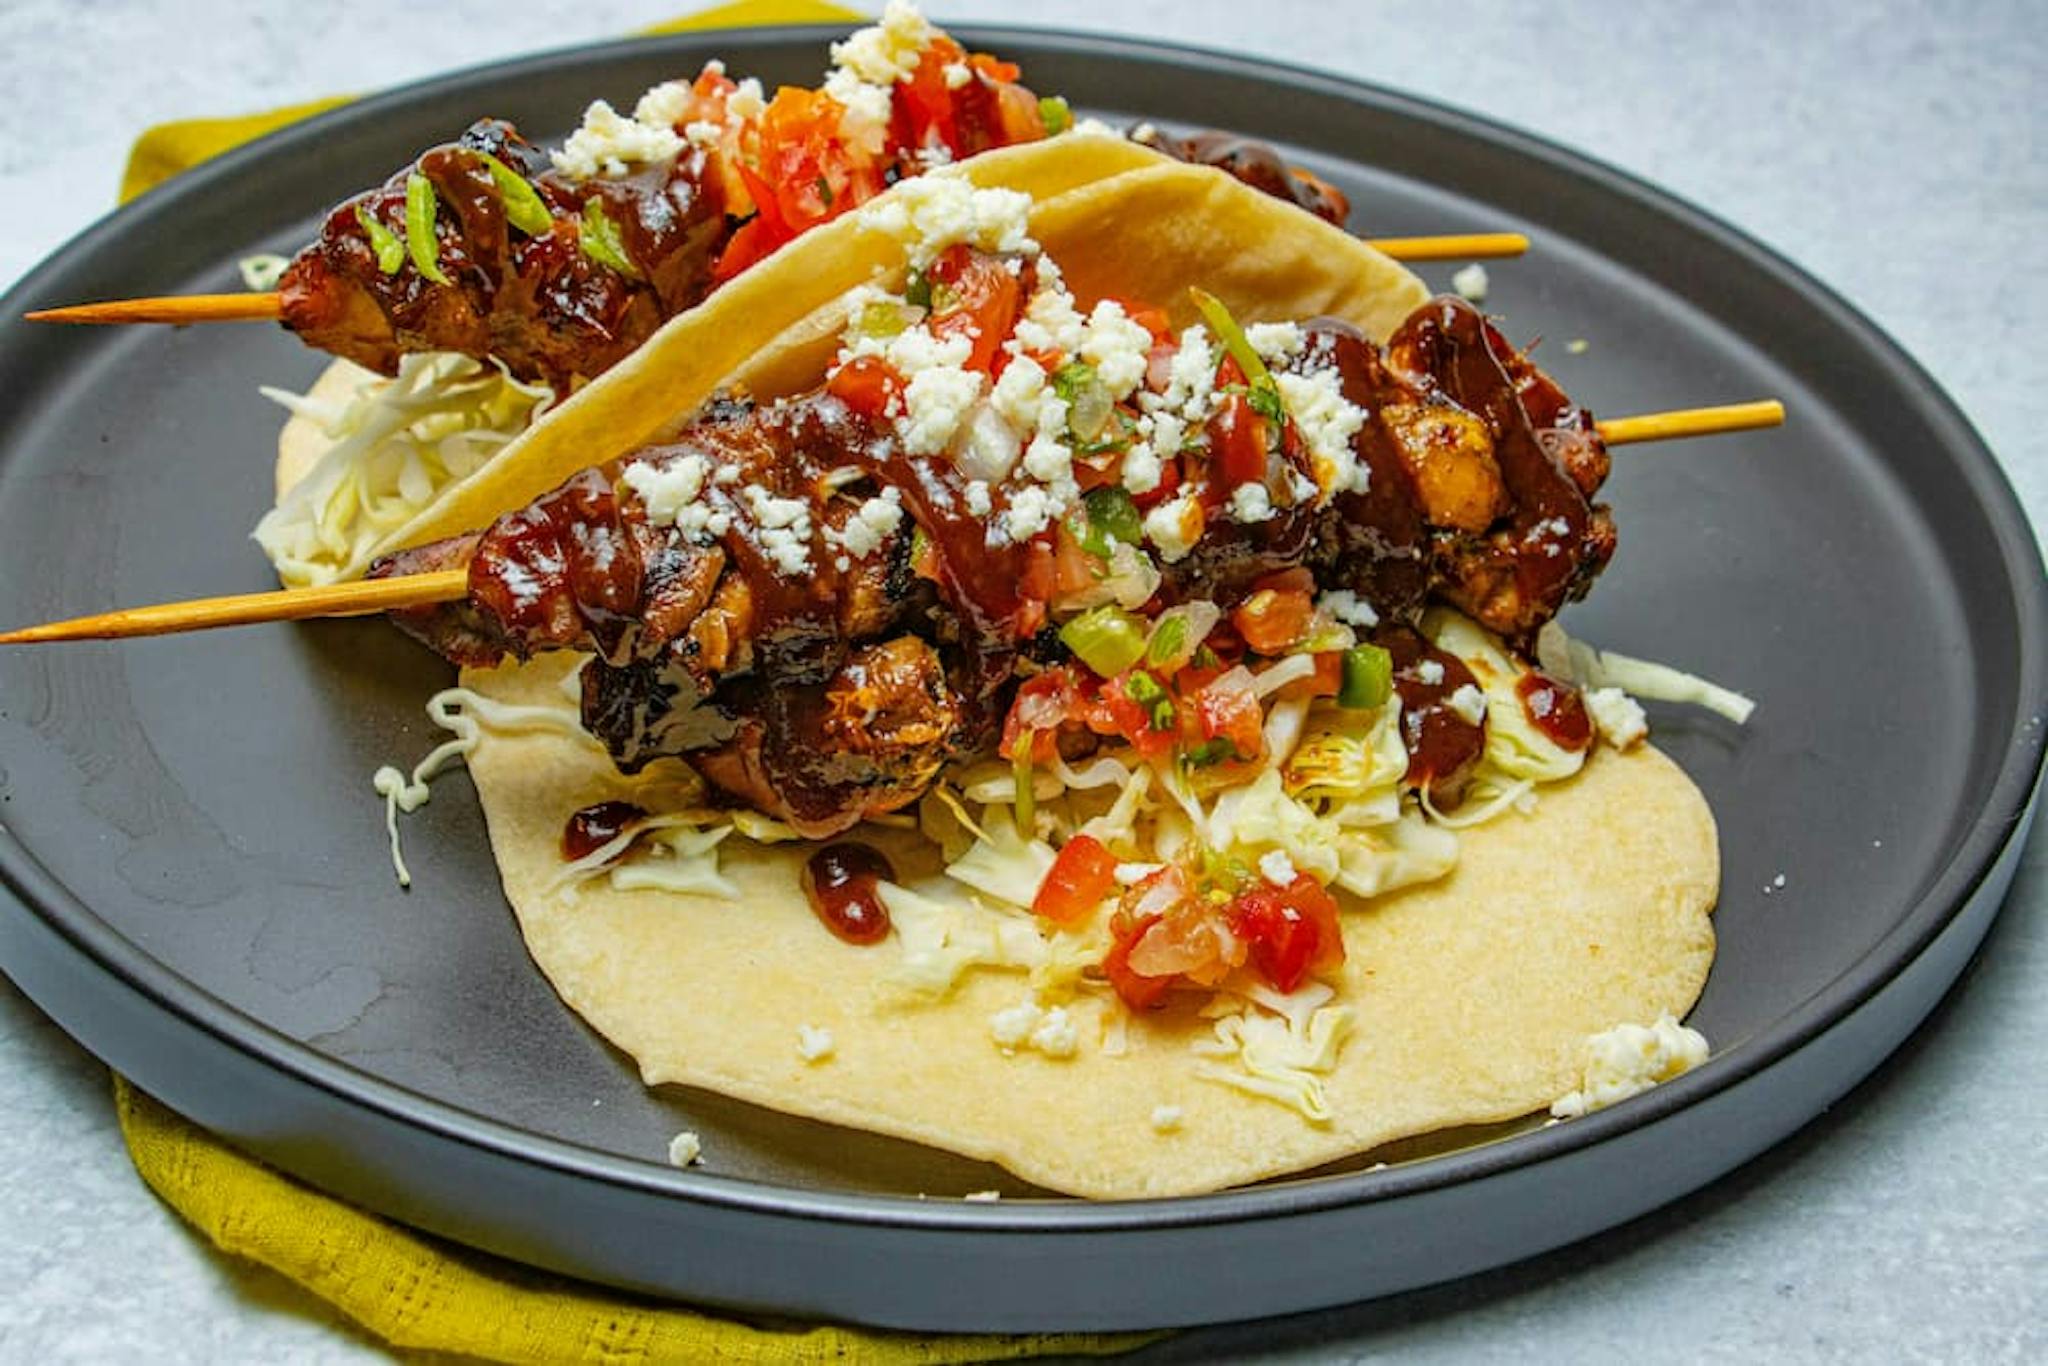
(377, 293), (1610, 829)
(1131, 125), (1351, 225)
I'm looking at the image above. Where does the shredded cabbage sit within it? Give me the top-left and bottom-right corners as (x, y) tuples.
(255, 352), (555, 586)
(1537, 621), (1756, 724)
(1427, 608), (1585, 786)
(1192, 997), (1355, 1123)
(944, 814), (1058, 910)
(877, 879), (1052, 998)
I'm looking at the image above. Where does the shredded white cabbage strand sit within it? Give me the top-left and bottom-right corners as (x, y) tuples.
(256, 353), (555, 586)
(1537, 621), (1756, 724)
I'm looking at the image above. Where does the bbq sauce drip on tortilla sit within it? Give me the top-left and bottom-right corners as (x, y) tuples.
(802, 843), (895, 944)
(562, 800), (649, 861)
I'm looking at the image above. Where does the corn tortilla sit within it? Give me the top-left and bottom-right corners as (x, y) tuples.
(459, 655), (1717, 1199)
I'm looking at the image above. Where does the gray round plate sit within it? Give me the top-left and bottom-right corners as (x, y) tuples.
(0, 26), (2042, 1333)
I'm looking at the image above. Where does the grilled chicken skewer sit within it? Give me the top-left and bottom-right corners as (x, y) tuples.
(360, 292), (1620, 835)
(22, 13), (1506, 390)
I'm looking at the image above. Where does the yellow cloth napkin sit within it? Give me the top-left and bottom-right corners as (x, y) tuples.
(107, 5), (1163, 1360)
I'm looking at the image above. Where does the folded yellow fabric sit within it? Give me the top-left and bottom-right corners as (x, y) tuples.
(109, 5), (1161, 1360)
(116, 1077), (1157, 1363)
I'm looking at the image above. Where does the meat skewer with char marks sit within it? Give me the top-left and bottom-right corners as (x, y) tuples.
(377, 236), (1612, 837)
(218, 6), (1358, 391)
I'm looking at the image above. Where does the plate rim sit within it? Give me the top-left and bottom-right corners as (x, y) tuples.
(2, 21), (2044, 1239)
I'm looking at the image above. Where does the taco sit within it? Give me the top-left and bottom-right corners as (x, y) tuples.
(316, 158), (1730, 1198)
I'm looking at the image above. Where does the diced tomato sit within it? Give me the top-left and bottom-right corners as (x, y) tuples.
(1215, 354), (1248, 389)
(1129, 452), (1182, 511)
(826, 356), (903, 422)
(968, 51), (1023, 84)
(1126, 899), (1244, 987)
(714, 85), (885, 280)
(1277, 651), (1345, 701)
(1228, 875), (1345, 993)
(1231, 587), (1314, 656)
(1192, 670), (1267, 761)
(1051, 521), (1099, 596)
(1209, 392), (1271, 491)
(893, 39), (969, 153)
(1021, 534), (1058, 603)
(1085, 672), (1178, 759)
(999, 669), (1074, 762)
(1104, 912), (1173, 1010)
(926, 245), (1023, 373)
(1032, 834), (1118, 925)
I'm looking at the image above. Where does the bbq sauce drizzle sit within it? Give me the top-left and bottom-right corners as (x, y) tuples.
(399, 294), (1606, 837)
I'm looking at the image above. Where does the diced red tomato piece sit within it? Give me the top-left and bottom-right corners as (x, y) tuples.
(1231, 588), (1314, 656)
(1032, 834), (1119, 925)
(999, 669), (1074, 762)
(1192, 672), (1266, 761)
(826, 356), (904, 422)
(1104, 912), (1174, 1010)
(1209, 392), (1271, 491)
(926, 245), (1024, 373)
(1277, 651), (1345, 701)
(1129, 452), (1182, 511)
(1227, 875), (1346, 993)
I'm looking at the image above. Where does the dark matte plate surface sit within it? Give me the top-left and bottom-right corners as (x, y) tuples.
(0, 26), (2043, 1330)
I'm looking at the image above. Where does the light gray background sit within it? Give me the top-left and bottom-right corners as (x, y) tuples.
(2, 1), (2042, 1360)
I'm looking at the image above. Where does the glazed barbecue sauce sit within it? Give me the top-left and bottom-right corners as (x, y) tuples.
(562, 801), (650, 862)
(1380, 626), (1486, 806)
(1387, 297), (1601, 637)
(1516, 671), (1593, 752)
(802, 844), (895, 945)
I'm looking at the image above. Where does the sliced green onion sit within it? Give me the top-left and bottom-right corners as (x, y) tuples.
(476, 152), (554, 236)
(859, 300), (912, 338)
(1083, 486), (1142, 546)
(1247, 375), (1286, 424)
(403, 174), (450, 285)
(1189, 287), (1272, 386)
(1338, 643), (1394, 710)
(1060, 604), (1148, 678)
(904, 269), (932, 310)
(1146, 615), (1188, 668)
(1123, 670), (1176, 729)
(354, 203), (406, 274)
(1184, 737), (1234, 768)
(578, 197), (641, 279)
(1013, 729), (1037, 836)
(1039, 95), (1073, 135)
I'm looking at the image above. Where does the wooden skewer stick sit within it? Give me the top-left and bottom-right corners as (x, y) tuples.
(0, 570), (469, 644)
(20, 234), (1536, 328)
(0, 398), (1782, 646)
(24, 292), (285, 325)
(1597, 399), (1785, 446)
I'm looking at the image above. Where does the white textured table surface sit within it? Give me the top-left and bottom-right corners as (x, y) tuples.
(2, 2), (2043, 1361)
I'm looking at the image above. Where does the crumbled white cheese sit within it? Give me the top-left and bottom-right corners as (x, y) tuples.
(667, 1131), (703, 1167)
(1229, 481), (1276, 524)
(989, 999), (1082, 1059)
(623, 454), (733, 541)
(963, 1189), (1002, 1201)
(943, 60), (972, 89)
(1414, 659), (1446, 686)
(1567, 338), (1591, 355)
(822, 68), (894, 152)
(1446, 682), (1489, 725)
(1079, 300), (1154, 399)
(1317, 589), (1379, 629)
(1021, 432), (1074, 487)
(1246, 321), (1305, 361)
(1001, 483), (1060, 543)
(1451, 262), (1490, 303)
(1147, 326), (1217, 422)
(963, 480), (993, 516)
(1149, 1105), (1184, 1134)
(956, 406), (1023, 487)
(1120, 441), (1164, 495)
(860, 175), (1035, 266)
(1011, 274), (1088, 355)
(1069, 117), (1120, 139)
(825, 487), (904, 560)
(797, 1024), (837, 1063)
(1550, 1014), (1710, 1118)
(553, 99), (684, 179)
(683, 120), (722, 148)
(829, 0), (935, 84)
(1258, 849), (1298, 886)
(1586, 685), (1648, 749)
(990, 355), (1050, 431)
(726, 78), (766, 121)
(1142, 493), (1203, 563)
(1276, 367), (1369, 496)
(741, 485), (814, 575)
(633, 80), (695, 130)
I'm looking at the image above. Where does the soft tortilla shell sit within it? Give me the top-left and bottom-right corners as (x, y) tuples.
(461, 655), (1717, 1199)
